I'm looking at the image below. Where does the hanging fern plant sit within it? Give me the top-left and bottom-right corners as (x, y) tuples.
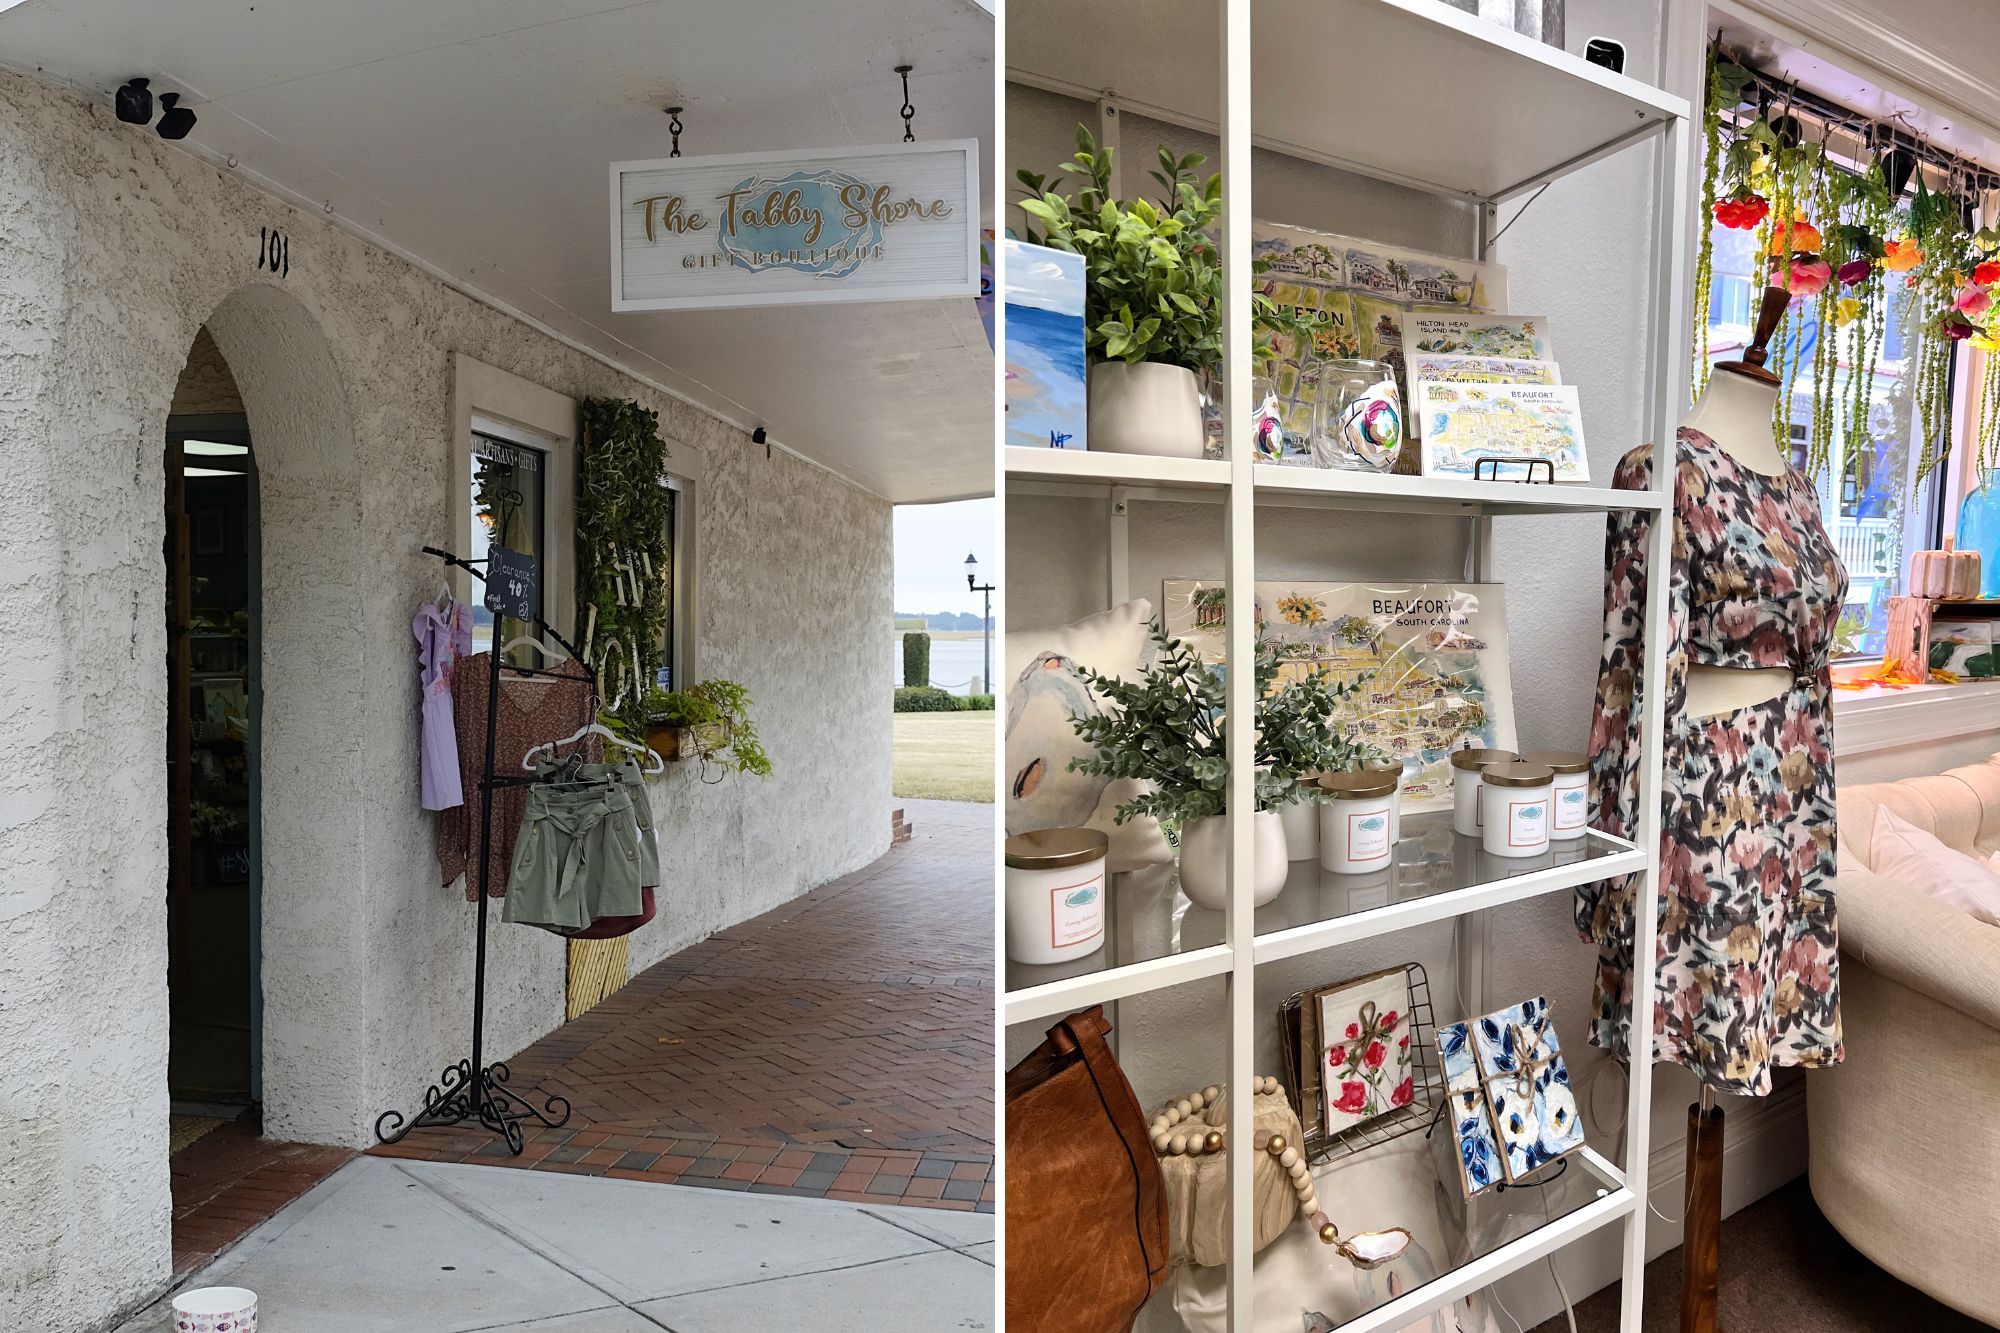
(575, 397), (673, 727)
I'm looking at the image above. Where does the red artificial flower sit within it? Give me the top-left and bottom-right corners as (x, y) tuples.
(1945, 316), (1978, 342)
(1713, 193), (1771, 230)
(1975, 260), (2000, 286)
(1333, 1081), (1369, 1115)
(1363, 1040), (1387, 1070)
(1779, 257), (1833, 298)
(1836, 258), (1872, 286)
(1328, 1044), (1347, 1068)
(1390, 1077), (1414, 1108)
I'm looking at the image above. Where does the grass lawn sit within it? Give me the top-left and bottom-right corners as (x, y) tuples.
(893, 710), (995, 803)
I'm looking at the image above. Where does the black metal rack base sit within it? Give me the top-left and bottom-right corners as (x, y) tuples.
(374, 544), (581, 1155)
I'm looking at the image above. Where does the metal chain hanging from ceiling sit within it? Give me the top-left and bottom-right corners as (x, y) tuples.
(666, 105), (684, 158)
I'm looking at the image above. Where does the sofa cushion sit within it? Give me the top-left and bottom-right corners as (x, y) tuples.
(1870, 805), (2000, 927)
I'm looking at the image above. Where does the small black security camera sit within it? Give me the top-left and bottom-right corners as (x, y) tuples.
(157, 92), (196, 140)
(1583, 38), (1625, 74)
(751, 427), (768, 444)
(115, 78), (152, 125)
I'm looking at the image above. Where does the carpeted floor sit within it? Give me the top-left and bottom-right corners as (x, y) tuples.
(1529, 1178), (1988, 1331)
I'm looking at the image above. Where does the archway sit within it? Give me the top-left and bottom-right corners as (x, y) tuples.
(186, 284), (367, 1145)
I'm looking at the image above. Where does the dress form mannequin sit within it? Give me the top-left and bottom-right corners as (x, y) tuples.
(1681, 286), (1798, 723)
(1675, 286), (1797, 1333)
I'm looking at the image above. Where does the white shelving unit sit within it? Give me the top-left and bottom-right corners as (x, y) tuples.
(1005, 1), (1694, 1330)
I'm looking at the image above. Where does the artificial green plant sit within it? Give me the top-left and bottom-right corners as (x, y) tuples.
(576, 397), (673, 727)
(639, 679), (772, 779)
(1066, 621), (1369, 827)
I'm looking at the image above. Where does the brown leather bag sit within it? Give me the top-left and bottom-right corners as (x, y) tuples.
(1006, 1006), (1169, 1333)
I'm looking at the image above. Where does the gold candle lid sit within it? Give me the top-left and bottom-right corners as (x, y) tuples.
(1518, 750), (1589, 775)
(1005, 826), (1109, 870)
(1317, 771), (1399, 800)
(1481, 761), (1555, 790)
(1449, 748), (1517, 773)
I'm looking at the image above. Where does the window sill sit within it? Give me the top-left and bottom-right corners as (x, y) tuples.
(1831, 671), (2000, 756)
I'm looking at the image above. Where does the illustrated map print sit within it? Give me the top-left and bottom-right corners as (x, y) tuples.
(1162, 580), (1516, 814)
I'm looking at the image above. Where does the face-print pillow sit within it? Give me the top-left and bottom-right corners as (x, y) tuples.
(1004, 599), (1172, 872)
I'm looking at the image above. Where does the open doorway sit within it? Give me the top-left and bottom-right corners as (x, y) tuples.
(165, 329), (261, 1152)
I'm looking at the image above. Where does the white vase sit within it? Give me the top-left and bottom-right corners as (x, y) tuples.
(1178, 812), (1289, 909)
(1089, 361), (1204, 458)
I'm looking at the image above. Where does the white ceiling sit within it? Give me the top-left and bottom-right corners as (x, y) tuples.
(0, 0), (995, 503)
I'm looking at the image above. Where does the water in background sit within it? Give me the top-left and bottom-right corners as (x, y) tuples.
(894, 635), (991, 696)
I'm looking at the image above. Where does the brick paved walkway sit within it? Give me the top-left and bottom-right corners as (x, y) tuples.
(171, 1111), (354, 1278)
(375, 799), (994, 1211)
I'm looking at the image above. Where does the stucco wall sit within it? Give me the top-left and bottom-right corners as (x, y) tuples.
(0, 67), (891, 1333)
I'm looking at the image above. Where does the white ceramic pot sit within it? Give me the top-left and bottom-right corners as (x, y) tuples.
(1278, 784), (1321, 860)
(172, 1287), (258, 1332)
(1090, 360), (1205, 458)
(1178, 811), (1288, 909)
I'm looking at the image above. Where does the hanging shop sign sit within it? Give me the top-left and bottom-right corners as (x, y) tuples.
(609, 140), (981, 311)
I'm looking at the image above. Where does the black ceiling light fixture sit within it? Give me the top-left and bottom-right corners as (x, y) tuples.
(114, 77), (152, 124)
(156, 92), (196, 140)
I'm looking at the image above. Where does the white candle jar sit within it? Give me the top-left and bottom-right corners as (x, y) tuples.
(1317, 771), (1400, 874)
(1279, 775), (1323, 860)
(1361, 757), (1405, 843)
(1005, 828), (1109, 965)
(1450, 748), (1518, 837)
(1520, 750), (1590, 841)
(1479, 761), (1556, 858)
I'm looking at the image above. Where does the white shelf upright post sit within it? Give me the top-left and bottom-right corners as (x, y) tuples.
(1219, 1), (1258, 1330)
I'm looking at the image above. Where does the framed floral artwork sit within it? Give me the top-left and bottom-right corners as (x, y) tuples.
(1313, 966), (1415, 1136)
(1438, 1018), (1502, 1197)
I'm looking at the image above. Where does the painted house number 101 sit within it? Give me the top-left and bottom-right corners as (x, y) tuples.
(259, 226), (290, 278)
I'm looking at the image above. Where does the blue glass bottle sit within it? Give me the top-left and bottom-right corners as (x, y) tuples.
(1959, 471), (2000, 597)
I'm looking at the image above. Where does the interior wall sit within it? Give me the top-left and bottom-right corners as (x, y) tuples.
(0, 66), (892, 1333)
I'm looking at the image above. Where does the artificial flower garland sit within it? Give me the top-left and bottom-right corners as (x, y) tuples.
(1695, 49), (2000, 485)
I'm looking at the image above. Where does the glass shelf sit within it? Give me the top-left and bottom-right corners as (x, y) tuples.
(1003, 810), (1642, 1025)
(1169, 1136), (1630, 1333)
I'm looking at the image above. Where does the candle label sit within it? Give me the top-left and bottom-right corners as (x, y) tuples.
(1508, 798), (1548, 848)
(1345, 809), (1391, 862)
(1554, 783), (1588, 830)
(1048, 870), (1105, 949)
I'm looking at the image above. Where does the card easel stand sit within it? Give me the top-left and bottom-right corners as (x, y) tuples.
(373, 544), (579, 1155)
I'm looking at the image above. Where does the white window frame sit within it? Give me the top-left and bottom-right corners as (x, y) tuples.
(660, 470), (699, 688)
(450, 355), (579, 647)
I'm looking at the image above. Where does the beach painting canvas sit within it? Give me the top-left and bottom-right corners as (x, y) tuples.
(1004, 238), (1088, 451)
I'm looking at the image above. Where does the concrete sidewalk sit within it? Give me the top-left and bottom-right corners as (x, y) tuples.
(115, 1156), (992, 1332)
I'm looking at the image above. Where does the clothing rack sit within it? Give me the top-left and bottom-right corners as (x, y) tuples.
(374, 544), (579, 1154)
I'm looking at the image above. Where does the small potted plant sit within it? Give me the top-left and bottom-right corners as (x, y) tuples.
(640, 679), (773, 779)
(1018, 128), (1309, 459)
(1067, 621), (1356, 908)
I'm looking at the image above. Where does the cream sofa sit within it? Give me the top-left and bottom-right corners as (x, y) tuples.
(1809, 754), (2000, 1324)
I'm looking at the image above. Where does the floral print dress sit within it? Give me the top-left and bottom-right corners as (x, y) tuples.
(1579, 428), (1848, 1096)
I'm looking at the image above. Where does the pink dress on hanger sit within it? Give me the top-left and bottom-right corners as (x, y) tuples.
(413, 596), (473, 810)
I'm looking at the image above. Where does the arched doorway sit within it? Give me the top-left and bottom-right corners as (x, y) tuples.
(164, 331), (261, 1129)
(160, 284), (368, 1274)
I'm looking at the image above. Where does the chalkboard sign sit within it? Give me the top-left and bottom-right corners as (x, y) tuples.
(484, 546), (538, 621)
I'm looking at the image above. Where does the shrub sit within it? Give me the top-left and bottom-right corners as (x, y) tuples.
(894, 685), (958, 713)
(959, 694), (996, 711)
(902, 631), (932, 689)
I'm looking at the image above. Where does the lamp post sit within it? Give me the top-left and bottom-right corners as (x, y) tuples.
(965, 552), (994, 696)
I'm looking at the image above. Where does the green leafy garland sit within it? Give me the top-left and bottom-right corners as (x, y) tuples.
(575, 397), (672, 728)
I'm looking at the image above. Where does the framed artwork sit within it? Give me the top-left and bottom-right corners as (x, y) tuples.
(1417, 382), (1590, 483)
(1162, 579), (1516, 815)
(1312, 967), (1415, 1135)
(1003, 239), (1087, 451)
(1468, 995), (1585, 1182)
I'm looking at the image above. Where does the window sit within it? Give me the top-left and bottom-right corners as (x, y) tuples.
(655, 477), (684, 690)
(470, 430), (547, 666)
(1701, 163), (1944, 661)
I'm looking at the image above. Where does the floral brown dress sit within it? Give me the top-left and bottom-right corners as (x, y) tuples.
(1579, 427), (1847, 1096)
